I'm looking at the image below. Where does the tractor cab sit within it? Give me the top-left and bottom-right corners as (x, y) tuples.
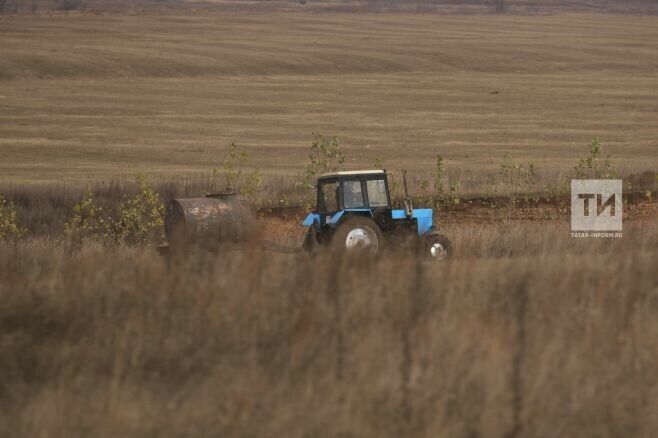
(314, 170), (391, 225)
(302, 169), (452, 259)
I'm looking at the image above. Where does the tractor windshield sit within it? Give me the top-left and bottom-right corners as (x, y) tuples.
(366, 179), (388, 207)
(318, 180), (339, 212)
(343, 180), (366, 209)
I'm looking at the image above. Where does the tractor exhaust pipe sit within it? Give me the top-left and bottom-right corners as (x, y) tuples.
(402, 169), (414, 217)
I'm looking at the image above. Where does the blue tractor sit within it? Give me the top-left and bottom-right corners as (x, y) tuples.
(302, 170), (452, 259)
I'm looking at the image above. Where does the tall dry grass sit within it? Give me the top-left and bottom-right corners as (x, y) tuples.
(1, 221), (656, 437)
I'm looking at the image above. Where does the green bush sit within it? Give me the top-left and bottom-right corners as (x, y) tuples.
(107, 177), (165, 246)
(64, 190), (106, 243)
(65, 177), (165, 247)
(301, 133), (345, 209)
(0, 196), (26, 240)
(498, 154), (538, 190)
(574, 138), (617, 179)
(433, 153), (445, 198)
(303, 133), (345, 189)
(431, 153), (460, 208)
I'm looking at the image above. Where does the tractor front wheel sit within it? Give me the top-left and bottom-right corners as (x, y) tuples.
(332, 216), (384, 255)
(422, 232), (452, 261)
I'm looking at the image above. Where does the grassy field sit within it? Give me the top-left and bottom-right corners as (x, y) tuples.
(1, 11), (657, 183)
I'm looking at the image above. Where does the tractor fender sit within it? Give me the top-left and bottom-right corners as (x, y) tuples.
(303, 209), (373, 229)
(391, 208), (434, 235)
(413, 209), (434, 235)
(302, 213), (321, 228)
(327, 209), (373, 228)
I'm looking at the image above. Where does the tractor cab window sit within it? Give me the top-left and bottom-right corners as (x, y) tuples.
(366, 179), (388, 207)
(343, 180), (365, 209)
(318, 180), (339, 212)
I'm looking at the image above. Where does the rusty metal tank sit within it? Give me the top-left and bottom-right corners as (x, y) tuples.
(164, 192), (255, 247)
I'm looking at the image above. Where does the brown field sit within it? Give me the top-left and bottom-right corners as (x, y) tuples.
(1, 11), (657, 184)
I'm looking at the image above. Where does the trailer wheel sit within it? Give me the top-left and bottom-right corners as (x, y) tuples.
(332, 216), (384, 255)
(423, 233), (452, 260)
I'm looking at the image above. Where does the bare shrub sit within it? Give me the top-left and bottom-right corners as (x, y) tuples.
(214, 142), (262, 199)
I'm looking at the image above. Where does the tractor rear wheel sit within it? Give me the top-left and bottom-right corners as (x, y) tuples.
(332, 216), (384, 255)
(422, 232), (452, 261)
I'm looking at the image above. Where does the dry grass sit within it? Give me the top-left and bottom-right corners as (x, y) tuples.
(1, 12), (657, 183)
(0, 220), (656, 437)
